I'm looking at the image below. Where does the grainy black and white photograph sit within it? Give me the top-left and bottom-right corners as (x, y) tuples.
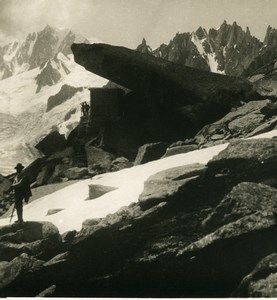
(0, 0), (277, 297)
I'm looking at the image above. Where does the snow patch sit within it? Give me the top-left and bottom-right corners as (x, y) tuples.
(192, 33), (224, 74)
(3, 42), (20, 62)
(27, 33), (37, 57)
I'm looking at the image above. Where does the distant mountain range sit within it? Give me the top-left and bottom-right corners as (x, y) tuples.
(137, 20), (277, 77)
(0, 25), (90, 80)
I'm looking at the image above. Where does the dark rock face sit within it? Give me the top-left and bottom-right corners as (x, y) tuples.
(134, 142), (168, 165)
(47, 160), (72, 184)
(195, 99), (277, 146)
(0, 253), (44, 291)
(243, 26), (277, 77)
(153, 31), (210, 72)
(207, 139), (277, 185)
(203, 182), (277, 230)
(234, 253), (277, 297)
(46, 84), (83, 112)
(24, 157), (46, 184)
(35, 131), (66, 156)
(0, 174), (12, 215)
(85, 142), (115, 174)
(64, 167), (88, 180)
(47, 147), (74, 161)
(36, 57), (70, 93)
(110, 157), (133, 172)
(0, 222), (61, 262)
(71, 43), (256, 108)
(248, 58), (277, 98)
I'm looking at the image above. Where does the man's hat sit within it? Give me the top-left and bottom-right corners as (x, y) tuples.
(14, 163), (24, 170)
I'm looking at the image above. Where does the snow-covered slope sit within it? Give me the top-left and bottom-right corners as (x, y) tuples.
(0, 25), (109, 176)
(1, 129), (277, 234)
(0, 48), (107, 175)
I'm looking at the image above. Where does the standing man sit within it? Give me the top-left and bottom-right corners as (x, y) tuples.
(12, 163), (32, 224)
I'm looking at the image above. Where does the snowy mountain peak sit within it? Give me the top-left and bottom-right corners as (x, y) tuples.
(0, 25), (89, 80)
(151, 20), (263, 76)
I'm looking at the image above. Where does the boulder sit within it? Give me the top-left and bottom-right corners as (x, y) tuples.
(0, 174), (11, 195)
(85, 142), (115, 174)
(0, 253), (44, 290)
(163, 144), (198, 157)
(36, 164), (55, 186)
(134, 142), (168, 165)
(207, 139), (277, 184)
(110, 157), (133, 172)
(0, 222), (60, 245)
(64, 167), (88, 179)
(46, 209), (64, 216)
(62, 230), (77, 242)
(139, 163), (207, 209)
(0, 175), (12, 215)
(47, 147), (75, 161)
(195, 99), (276, 145)
(233, 253), (277, 297)
(24, 158), (46, 184)
(36, 285), (57, 297)
(247, 116), (277, 137)
(71, 43), (257, 111)
(202, 182), (277, 230)
(35, 131), (66, 156)
(88, 184), (117, 200)
(0, 222), (61, 263)
(0, 239), (60, 262)
(47, 160), (72, 184)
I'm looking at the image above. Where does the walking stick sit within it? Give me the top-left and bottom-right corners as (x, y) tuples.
(9, 203), (16, 223)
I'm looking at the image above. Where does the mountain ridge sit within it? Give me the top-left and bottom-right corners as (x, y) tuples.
(137, 21), (276, 77)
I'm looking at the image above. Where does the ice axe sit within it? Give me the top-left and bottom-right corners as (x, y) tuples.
(9, 204), (16, 223)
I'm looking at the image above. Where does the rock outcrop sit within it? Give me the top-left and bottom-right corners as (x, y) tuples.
(234, 253), (277, 297)
(35, 131), (66, 156)
(139, 163), (207, 209)
(195, 99), (277, 146)
(85, 142), (115, 174)
(0, 222), (61, 262)
(71, 43), (257, 109)
(46, 84), (83, 112)
(134, 142), (168, 165)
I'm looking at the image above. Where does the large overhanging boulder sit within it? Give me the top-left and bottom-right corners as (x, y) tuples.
(71, 43), (260, 110)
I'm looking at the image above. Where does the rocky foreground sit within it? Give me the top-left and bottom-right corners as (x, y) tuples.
(1, 137), (277, 297)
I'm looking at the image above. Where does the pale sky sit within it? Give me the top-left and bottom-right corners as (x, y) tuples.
(0, 0), (277, 49)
